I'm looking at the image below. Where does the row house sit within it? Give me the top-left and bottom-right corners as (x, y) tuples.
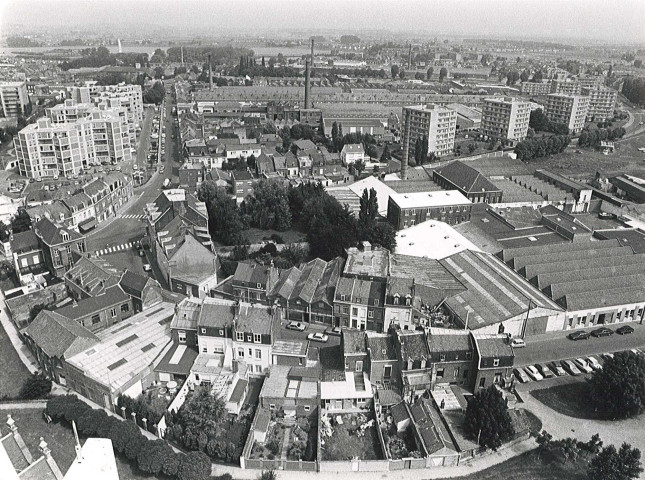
(231, 262), (279, 303)
(55, 284), (134, 332)
(232, 303), (279, 375)
(33, 218), (87, 278)
(395, 330), (432, 402)
(472, 333), (514, 392)
(426, 328), (474, 390)
(334, 277), (386, 332)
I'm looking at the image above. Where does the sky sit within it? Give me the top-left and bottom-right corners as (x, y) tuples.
(1, 0), (644, 44)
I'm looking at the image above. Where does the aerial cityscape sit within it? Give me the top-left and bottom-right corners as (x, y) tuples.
(1, 1), (645, 479)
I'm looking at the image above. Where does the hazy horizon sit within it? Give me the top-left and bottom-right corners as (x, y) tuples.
(1, 0), (645, 45)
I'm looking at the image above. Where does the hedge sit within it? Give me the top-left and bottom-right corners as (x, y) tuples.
(46, 395), (211, 480)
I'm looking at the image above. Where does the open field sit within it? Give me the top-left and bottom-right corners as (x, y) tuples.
(531, 382), (603, 420)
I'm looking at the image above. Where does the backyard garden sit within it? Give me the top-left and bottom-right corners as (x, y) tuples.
(249, 409), (317, 461)
(320, 411), (384, 461)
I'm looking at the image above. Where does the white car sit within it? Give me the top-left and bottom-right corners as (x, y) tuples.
(307, 332), (329, 343)
(524, 365), (543, 381)
(586, 356), (602, 371)
(535, 363), (554, 378)
(561, 360), (581, 376)
(143, 264), (152, 272)
(510, 338), (526, 348)
(574, 358), (593, 374)
(513, 368), (529, 383)
(286, 321), (306, 332)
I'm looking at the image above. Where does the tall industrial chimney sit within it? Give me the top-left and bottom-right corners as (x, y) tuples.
(310, 38), (315, 64)
(208, 54), (212, 91)
(180, 46), (184, 65)
(401, 110), (410, 180)
(408, 44), (412, 70)
(304, 59), (311, 110)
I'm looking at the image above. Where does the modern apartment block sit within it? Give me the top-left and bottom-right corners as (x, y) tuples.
(402, 104), (457, 157)
(69, 81), (144, 135)
(520, 81), (551, 96)
(543, 94), (590, 134)
(0, 81), (29, 118)
(387, 190), (472, 229)
(481, 97), (531, 145)
(582, 86), (617, 121)
(14, 103), (133, 179)
(550, 79), (582, 95)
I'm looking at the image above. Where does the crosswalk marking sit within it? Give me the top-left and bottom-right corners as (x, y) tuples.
(95, 241), (139, 257)
(118, 214), (146, 220)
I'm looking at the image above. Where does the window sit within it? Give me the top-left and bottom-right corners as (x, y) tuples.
(440, 354), (446, 362)
(384, 365), (392, 378)
(493, 358), (500, 367)
(255, 349), (261, 359)
(219, 329), (224, 336)
(340, 294), (346, 301)
(247, 335), (253, 342)
(355, 360), (363, 372)
(304, 405), (311, 412)
(202, 346), (207, 353)
(255, 365), (261, 373)
(270, 404), (275, 410)
(436, 368), (444, 379)
(343, 307), (349, 314)
(374, 299), (379, 306)
(237, 348), (245, 358)
(236, 332), (244, 341)
(253, 333), (261, 343)
(178, 331), (186, 343)
(352, 307), (358, 316)
(110, 308), (117, 318)
(299, 358), (304, 366)
(120, 304), (129, 313)
(479, 378), (486, 388)
(368, 310), (374, 319)
(66, 245), (72, 254)
(201, 328), (206, 334)
(91, 315), (101, 325)
(466, 351), (472, 360)
(356, 297), (361, 304)
(256, 283), (262, 289)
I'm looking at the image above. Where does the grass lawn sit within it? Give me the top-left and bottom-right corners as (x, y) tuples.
(531, 382), (602, 420)
(321, 412), (383, 461)
(457, 448), (592, 480)
(0, 321), (31, 399)
(4, 409), (155, 480)
(244, 228), (306, 245)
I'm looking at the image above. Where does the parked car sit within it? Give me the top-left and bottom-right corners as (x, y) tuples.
(600, 352), (614, 361)
(513, 368), (530, 383)
(568, 331), (590, 341)
(143, 264), (152, 272)
(586, 356), (602, 371)
(286, 321), (306, 332)
(307, 332), (329, 343)
(510, 338), (526, 348)
(524, 365), (543, 381)
(561, 360), (581, 376)
(536, 363), (554, 378)
(573, 358), (593, 374)
(591, 327), (614, 337)
(548, 361), (566, 376)
(327, 326), (342, 336)
(616, 325), (635, 335)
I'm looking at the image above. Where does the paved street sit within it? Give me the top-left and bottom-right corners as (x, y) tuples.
(514, 322), (645, 367)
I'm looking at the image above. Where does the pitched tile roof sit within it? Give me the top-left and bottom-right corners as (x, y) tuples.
(24, 310), (99, 359)
(234, 303), (274, 335)
(366, 334), (397, 361)
(34, 218), (83, 245)
(427, 328), (473, 353)
(198, 300), (236, 328)
(398, 331), (429, 361)
(9, 230), (40, 254)
(56, 285), (130, 320)
(342, 330), (366, 355)
(65, 256), (121, 296)
(119, 270), (152, 298)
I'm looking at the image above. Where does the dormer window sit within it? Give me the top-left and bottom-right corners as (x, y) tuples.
(219, 329), (224, 336)
(256, 283), (262, 289)
(253, 333), (261, 343)
(466, 351), (473, 359)
(493, 358), (500, 367)
(341, 294), (346, 301)
(236, 332), (244, 341)
(61, 231), (69, 242)
(394, 294), (400, 305)
(440, 354), (446, 362)
(374, 299), (379, 307)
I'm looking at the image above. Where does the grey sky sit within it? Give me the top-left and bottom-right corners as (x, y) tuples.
(1, 0), (644, 43)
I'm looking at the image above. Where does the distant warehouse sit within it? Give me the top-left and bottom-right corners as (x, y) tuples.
(387, 190), (472, 230)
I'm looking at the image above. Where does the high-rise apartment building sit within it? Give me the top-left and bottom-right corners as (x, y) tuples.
(14, 102), (132, 179)
(0, 81), (29, 118)
(402, 104), (457, 158)
(481, 97), (531, 145)
(582, 86), (617, 121)
(543, 94), (590, 134)
(520, 81), (551, 96)
(550, 79), (582, 95)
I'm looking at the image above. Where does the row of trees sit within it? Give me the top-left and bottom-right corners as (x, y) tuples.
(529, 109), (570, 135)
(46, 395), (211, 480)
(116, 394), (165, 434)
(578, 127), (626, 148)
(143, 81), (166, 105)
(622, 77), (645, 106)
(514, 135), (570, 161)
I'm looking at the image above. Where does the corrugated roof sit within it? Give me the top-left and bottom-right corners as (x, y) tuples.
(434, 161), (501, 194)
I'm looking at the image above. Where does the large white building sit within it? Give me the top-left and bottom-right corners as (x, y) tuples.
(402, 104), (457, 157)
(481, 97), (531, 145)
(0, 81), (29, 119)
(582, 86), (617, 121)
(14, 103), (133, 179)
(543, 94), (590, 134)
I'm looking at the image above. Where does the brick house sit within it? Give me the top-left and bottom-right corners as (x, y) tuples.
(472, 334), (515, 392)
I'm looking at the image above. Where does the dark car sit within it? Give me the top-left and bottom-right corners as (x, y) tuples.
(616, 325), (635, 335)
(591, 327), (614, 338)
(568, 331), (590, 341)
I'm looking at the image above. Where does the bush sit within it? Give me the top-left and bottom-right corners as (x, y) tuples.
(46, 395), (90, 423)
(19, 373), (52, 399)
(177, 451), (211, 480)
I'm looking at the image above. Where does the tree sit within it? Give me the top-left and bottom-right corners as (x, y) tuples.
(588, 443), (643, 480)
(259, 471), (277, 480)
(439, 67), (448, 82)
(136, 440), (167, 475)
(529, 109), (549, 132)
(426, 67), (434, 80)
(463, 386), (514, 450)
(11, 208), (31, 234)
(197, 181), (247, 245)
(19, 372), (52, 399)
(178, 388), (226, 438)
(468, 143), (477, 154)
(241, 180), (292, 231)
(143, 81), (165, 104)
(399, 69), (406, 79)
(391, 64), (400, 79)
(380, 145), (391, 162)
(162, 450), (182, 477)
(28, 304), (46, 323)
(108, 420), (140, 454)
(359, 188), (378, 225)
(178, 451), (212, 480)
(590, 351), (645, 419)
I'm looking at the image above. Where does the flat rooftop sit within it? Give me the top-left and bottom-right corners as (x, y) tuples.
(389, 190), (471, 209)
(395, 220), (481, 260)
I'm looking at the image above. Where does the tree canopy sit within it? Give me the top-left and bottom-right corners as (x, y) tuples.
(177, 387), (227, 438)
(588, 443), (643, 480)
(590, 350), (645, 419)
(241, 180), (292, 231)
(464, 386), (514, 450)
(11, 208), (32, 234)
(197, 181), (247, 246)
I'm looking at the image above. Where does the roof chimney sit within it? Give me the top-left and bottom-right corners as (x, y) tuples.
(304, 59), (311, 110)
(401, 110), (410, 180)
(208, 54), (213, 91)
